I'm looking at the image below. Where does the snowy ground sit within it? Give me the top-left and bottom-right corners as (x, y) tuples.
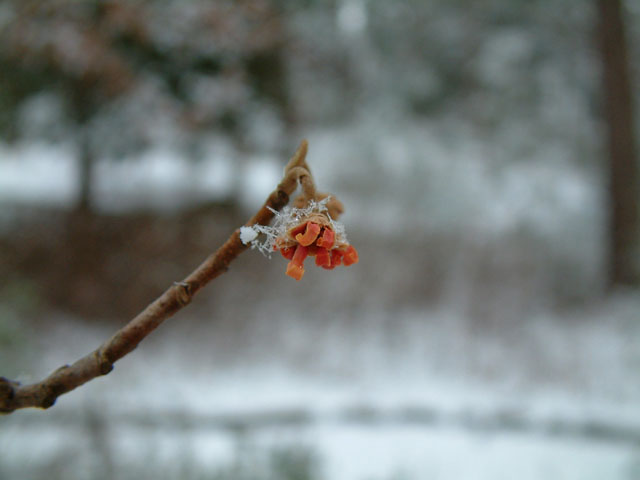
(2, 294), (640, 480)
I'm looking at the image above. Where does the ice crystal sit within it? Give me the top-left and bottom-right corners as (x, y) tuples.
(239, 226), (259, 244)
(243, 197), (348, 256)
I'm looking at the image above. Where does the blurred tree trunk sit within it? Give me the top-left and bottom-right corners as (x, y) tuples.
(597, 0), (640, 287)
(77, 130), (94, 213)
(71, 87), (95, 214)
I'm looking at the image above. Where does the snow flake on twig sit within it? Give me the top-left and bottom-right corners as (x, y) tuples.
(240, 196), (358, 280)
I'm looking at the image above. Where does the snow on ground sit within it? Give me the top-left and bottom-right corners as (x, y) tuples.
(4, 414), (635, 480)
(2, 295), (640, 480)
(312, 424), (633, 480)
(306, 120), (601, 244)
(0, 120), (601, 240)
(0, 142), (78, 206)
(0, 137), (281, 213)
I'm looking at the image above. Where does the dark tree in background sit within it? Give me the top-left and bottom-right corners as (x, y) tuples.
(0, 0), (292, 212)
(0, 0), (295, 316)
(597, 0), (640, 287)
(1, 0), (638, 305)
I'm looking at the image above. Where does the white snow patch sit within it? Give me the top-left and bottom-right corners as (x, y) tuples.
(240, 226), (259, 244)
(337, 0), (368, 35)
(0, 142), (77, 206)
(3, 299), (640, 480)
(240, 157), (281, 210)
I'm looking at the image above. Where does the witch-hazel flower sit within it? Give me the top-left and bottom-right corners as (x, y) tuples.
(240, 191), (358, 280)
(276, 199), (358, 280)
(240, 141), (358, 280)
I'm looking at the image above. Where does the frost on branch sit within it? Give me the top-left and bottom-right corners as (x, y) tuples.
(239, 226), (259, 244)
(240, 147), (358, 281)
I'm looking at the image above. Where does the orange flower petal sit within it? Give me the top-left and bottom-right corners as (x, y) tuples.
(342, 245), (359, 266)
(290, 222), (307, 238)
(330, 249), (343, 267)
(286, 262), (304, 280)
(291, 245), (308, 266)
(286, 245), (308, 280)
(279, 247), (295, 260)
(295, 222), (321, 246)
(315, 247), (332, 268)
(316, 227), (335, 248)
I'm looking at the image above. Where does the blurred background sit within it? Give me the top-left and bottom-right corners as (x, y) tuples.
(1, 0), (640, 479)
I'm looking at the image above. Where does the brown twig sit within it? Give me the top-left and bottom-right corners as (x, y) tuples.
(0, 140), (312, 413)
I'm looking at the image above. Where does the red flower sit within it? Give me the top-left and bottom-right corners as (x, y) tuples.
(276, 219), (359, 281)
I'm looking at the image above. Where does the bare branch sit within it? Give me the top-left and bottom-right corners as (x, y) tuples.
(0, 140), (312, 413)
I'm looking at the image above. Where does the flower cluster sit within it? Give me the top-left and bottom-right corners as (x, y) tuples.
(240, 197), (358, 281)
(277, 216), (358, 280)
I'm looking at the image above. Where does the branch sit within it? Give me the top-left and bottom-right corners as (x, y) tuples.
(0, 140), (312, 413)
